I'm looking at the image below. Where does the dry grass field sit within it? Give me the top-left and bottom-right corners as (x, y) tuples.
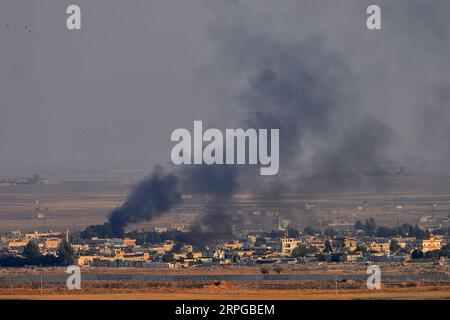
(1, 264), (449, 300)
(1, 177), (450, 300)
(2, 176), (450, 233)
(1, 283), (450, 300)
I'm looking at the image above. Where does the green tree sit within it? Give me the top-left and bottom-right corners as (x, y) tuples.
(316, 253), (327, 262)
(324, 227), (337, 237)
(287, 227), (300, 238)
(162, 252), (175, 263)
(354, 220), (364, 230)
(307, 246), (318, 254)
(330, 253), (342, 262)
(324, 240), (333, 253)
(291, 245), (308, 258)
(57, 240), (76, 266)
(273, 266), (283, 274)
(440, 244), (450, 258)
(425, 250), (440, 260)
(23, 240), (40, 260)
(254, 237), (267, 247)
(303, 226), (317, 235)
(376, 226), (396, 237)
(364, 217), (377, 236)
(260, 267), (270, 274)
(355, 245), (368, 255)
(390, 239), (400, 252)
(411, 249), (424, 260)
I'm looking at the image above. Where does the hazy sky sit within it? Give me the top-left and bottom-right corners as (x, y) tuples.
(0, 0), (217, 169)
(1, 1), (450, 175)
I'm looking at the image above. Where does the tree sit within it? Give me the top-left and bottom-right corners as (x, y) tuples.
(434, 228), (450, 236)
(411, 249), (424, 260)
(324, 240), (333, 253)
(440, 244), (450, 258)
(273, 266), (283, 274)
(390, 239), (400, 252)
(425, 250), (440, 260)
(330, 253), (342, 263)
(364, 217), (377, 236)
(57, 240), (76, 266)
(354, 220), (364, 230)
(254, 237), (267, 247)
(23, 240), (40, 260)
(270, 230), (284, 238)
(408, 225), (429, 240)
(316, 253), (327, 262)
(291, 245), (308, 258)
(287, 227), (300, 238)
(307, 246), (318, 254)
(260, 267), (270, 274)
(162, 253), (175, 263)
(355, 245), (368, 255)
(324, 227), (337, 237)
(303, 226), (317, 235)
(80, 223), (112, 239)
(376, 226), (396, 237)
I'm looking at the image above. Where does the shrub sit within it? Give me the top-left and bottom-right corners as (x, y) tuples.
(273, 266), (283, 274)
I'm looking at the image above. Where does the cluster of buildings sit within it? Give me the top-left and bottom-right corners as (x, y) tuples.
(73, 231), (448, 268)
(418, 215), (450, 232)
(0, 174), (49, 187)
(0, 230), (68, 256)
(0, 223), (448, 269)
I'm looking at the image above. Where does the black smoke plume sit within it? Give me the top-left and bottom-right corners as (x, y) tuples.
(179, 165), (239, 243)
(83, 165), (239, 242)
(84, 1), (413, 241)
(107, 168), (181, 237)
(216, 30), (393, 179)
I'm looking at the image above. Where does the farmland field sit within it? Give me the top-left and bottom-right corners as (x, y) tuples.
(1, 176), (450, 233)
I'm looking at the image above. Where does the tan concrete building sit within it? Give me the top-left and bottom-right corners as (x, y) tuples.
(45, 238), (62, 250)
(334, 237), (357, 253)
(276, 238), (299, 255)
(417, 236), (442, 252)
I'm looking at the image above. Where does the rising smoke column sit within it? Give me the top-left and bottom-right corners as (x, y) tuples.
(106, 1), (402, 238)
(179, 165), (239, 241)
(106, 3), (394, 238)
(105, 165), (238, 240)
(215, 32), (393, 179)
(108, 168), (181, 237)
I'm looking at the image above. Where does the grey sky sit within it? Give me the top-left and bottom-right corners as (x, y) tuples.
(1, 1), (450, 177)
(0, 0), (216, 169)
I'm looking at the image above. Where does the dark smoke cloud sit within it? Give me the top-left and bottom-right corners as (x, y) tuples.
(107, 167), (181, 236)
(206, 0), (450, 177)
(105, 1), (392, 239)
(179, 165), (239, 242)
(179, 165), (238, 196)
(313, 116), (393, 177)
(213, 27), (392, 178)
(411, 86), (450, 164)
(92, 0), (450, 241)
(104, 164), (238, 242)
